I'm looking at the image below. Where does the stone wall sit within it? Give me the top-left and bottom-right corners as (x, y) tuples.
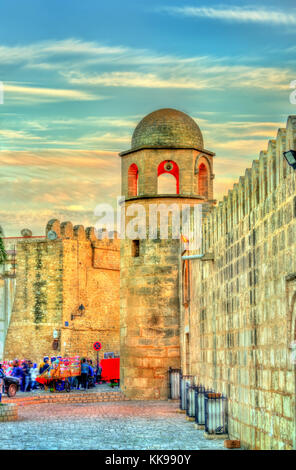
(120, 196), (205, 400)
(0, 237), (20, 360)
(4, 220), (120, 363)
(0, 234), (45, 360)
(3, 390), (129, 406)
(0, 276), (16, 361)
(0, 403), (18, 422)
(181, 115), (296, 450)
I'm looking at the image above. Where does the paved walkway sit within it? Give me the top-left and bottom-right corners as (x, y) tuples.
(0, 400), (226, 450)
(7, 383), (114, 398)
(2, 383), (126, 406)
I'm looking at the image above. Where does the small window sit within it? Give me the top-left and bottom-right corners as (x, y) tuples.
(128, 163), (139, 197)
(198, 163), (209, 198)
(132, 240), (140, 257)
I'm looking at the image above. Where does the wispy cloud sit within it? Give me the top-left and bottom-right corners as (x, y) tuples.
(77, 132), (130, 145)
(0, 149), (118, 168)
(50, 116), (139, 129)
(0, 148), (121, 236)
(3, 83), (100, 103)
(0, 39), (215, 69)
(196, 119), (284, 140)
(160, 6), (296, 26)
(0, 38), (293, 99)
(211, 138), (266, 153)
(0, 129), (42, 141)
(64, 66), (292, 91)
(65, 71), (210, 89)
(0, 39), (128, 65)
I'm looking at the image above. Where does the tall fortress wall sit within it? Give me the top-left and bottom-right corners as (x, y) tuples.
(4, 219), (120, 362)
(181, 115), (296, 449)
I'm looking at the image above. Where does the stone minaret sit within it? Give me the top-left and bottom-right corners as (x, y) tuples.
(119, 108), (215, 399)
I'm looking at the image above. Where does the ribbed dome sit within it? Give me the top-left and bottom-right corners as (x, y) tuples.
(131, 108), (204, 150)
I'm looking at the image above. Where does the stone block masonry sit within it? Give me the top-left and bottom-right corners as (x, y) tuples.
(0, 235), (30, 360)
(2, 390), (129, 406)
(4, 220), (120, 362)
(119, 109), (216, 401)
(180, 115), (296, 450)
(0, 403), (18, 422)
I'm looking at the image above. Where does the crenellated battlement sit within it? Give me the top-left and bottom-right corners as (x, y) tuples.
(204, 115), (296, 243)
(45, 219), (120, 250)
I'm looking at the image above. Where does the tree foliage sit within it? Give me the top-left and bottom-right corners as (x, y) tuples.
(0, 237), (7, 265)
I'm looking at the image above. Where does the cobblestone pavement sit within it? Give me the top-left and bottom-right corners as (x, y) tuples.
(0, 400), (226, 450)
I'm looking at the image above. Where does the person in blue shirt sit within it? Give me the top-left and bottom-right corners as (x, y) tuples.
(40, 358), (50, 374)
(87, 360), (95, 388)
(11, 360), (24, 386)
(21, 360), (30, 392)
(80, 358), (89, 390)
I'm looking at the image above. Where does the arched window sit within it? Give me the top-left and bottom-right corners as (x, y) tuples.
(128, 163), (139, 197)
(198, 163), (208, 198)
(157, 160), (179, 195)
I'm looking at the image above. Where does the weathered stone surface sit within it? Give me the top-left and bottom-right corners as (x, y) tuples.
(4, 224), (120, 362)
(131, 108), (204, 150)
(0, 403), (18, 422)
(120, 109), (215, 400)
(180, 115), (296, 450)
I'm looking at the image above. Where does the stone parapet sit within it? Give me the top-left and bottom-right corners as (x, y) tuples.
(0, 403), (18, 421)
(2, 391), (129, 407)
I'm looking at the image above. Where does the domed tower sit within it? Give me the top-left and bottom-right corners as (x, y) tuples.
(119, 108), (215, 399)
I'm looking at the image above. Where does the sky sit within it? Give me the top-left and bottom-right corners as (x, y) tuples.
(0, 0), (296, 236)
